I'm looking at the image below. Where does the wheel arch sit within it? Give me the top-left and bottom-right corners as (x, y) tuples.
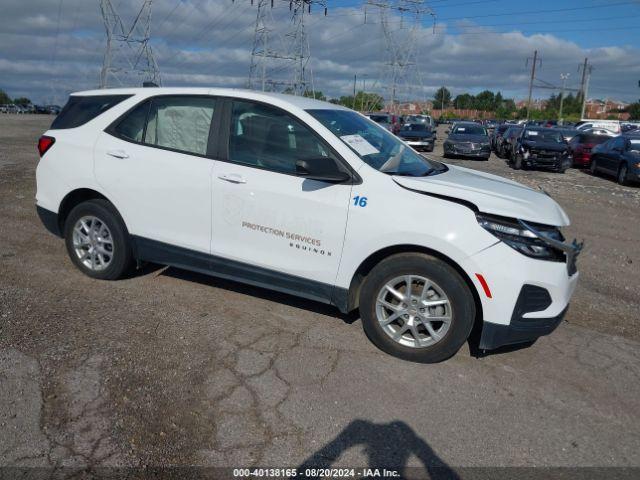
(57, 188), (117, 236)
(343, 244), (483, 325)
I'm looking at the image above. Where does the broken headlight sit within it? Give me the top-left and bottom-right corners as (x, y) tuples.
(476, 213), (565, 261)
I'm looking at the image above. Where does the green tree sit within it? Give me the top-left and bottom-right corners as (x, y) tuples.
(0, 89), (11, 104)
(433, 86), (451, 109)
(627, 102), (640, 120)
(475, 90), (495, 111)
(453, 93), (474, 109)
(335, 91), (384, 112)
(13, 97), (32, 106)
(303, 90), (326, 101)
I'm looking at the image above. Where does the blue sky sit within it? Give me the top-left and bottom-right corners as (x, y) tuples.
(334, 0), (640, 49)
(1, 0), (639, 104)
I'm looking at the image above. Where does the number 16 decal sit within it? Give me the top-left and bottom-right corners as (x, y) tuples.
(353, 195), (368, 207)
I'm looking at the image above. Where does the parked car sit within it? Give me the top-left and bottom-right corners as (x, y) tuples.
(366, 113), (394, 132)
(553, 127), (579, 143)
(483, 119), (498, 132)
(46, 105), (62, 115)
(405, 114), (434, 128)
(576, 119), (620, 134)
(497, 126), (523, 159)
(491, 124), (511, 153)
(510, 127), (571, 173)
(35, 88), (582, 363)
(590, 134), (640, 185)
(398, 122), (435, 152)
(583, 127), (616, 137)
(443, 122), (491, 160)
(567, 132), (610, 168)
(34, 105), (50, 114)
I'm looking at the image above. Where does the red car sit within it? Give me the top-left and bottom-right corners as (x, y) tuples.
(568, 132), (610, 168)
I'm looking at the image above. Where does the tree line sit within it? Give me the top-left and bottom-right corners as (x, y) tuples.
(0, 88), (31, 106)
(433, 86), (640, 121)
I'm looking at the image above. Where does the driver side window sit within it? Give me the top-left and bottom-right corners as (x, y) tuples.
(228, 100), (336, 174)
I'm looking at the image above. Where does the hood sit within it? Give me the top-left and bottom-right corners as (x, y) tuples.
(522, 139), (567, 152)
(393, 164), (570, 226)
(447, 133), (488, 143)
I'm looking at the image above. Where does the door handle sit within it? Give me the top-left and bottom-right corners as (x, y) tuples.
(107, 149), (129, 159)
(217, 173), (246, 184)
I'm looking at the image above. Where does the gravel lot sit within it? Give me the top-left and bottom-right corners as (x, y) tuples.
(1, 115), (639, 474)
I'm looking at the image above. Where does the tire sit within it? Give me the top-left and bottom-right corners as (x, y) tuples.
(513, 154), (523, 170)
(359, 253), (476, 363)
(481, 156), (490, 161)
(590, 158), (598, 175)
(617, 164), (628, 186)
(63, 199), (133, 280)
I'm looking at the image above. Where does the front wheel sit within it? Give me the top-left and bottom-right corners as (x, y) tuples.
(513, 154), (523, 170)
(64, 199), (133, 280)
(617, 164), (628, 186)
(359, 253), (476, 363)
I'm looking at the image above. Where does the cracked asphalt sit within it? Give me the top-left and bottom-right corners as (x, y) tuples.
(1, 116), (639, 474)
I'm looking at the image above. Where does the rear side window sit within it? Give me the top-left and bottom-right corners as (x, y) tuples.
(50, 95), (131, 129)
(113, 101), (150, 142)
(145, 97), (216, 156)
(109, 96), (216, 156)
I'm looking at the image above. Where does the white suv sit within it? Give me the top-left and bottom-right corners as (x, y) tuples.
(35, 88), (582, 363)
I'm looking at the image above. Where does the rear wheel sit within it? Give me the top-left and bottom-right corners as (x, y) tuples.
(359, 253), (475, 363)
(63, 199), (133, 280)
(590, 158), (599, 175)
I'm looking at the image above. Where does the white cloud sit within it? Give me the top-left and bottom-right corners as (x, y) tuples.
(0, 0), (638, 104)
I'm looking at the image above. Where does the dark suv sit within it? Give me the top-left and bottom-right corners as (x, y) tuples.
(510, 127), (571, 173)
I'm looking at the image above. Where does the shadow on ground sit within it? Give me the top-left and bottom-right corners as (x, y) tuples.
(160, 266), (360, 324)
(295, 420), (459, 479)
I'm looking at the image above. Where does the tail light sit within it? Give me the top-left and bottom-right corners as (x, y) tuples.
(38, 135), (55, 157)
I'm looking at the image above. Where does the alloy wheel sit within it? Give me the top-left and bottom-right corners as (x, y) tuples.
(72, 215), (114, 271)
(375, 275), (452, 349)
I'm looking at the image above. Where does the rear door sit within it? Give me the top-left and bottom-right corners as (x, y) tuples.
(95, 95), (219, 253)
(210, 99), (353, 298)
(603, 137), (625, 173)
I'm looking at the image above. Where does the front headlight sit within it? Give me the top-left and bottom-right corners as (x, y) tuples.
(476, 213), (564, 261)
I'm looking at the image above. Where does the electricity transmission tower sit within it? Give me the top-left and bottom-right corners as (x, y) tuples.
(99, 0), (161, 88)
(247, 0), (327, 95)
(367, 1), (435, 113)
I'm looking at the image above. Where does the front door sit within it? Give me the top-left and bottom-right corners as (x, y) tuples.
(95, 95), (218, 253)
(210, 99), (352, 295)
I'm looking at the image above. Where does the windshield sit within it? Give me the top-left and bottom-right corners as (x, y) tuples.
(523, 129), (564, 143)
(452, 124), (487, 136)
(308, 109), (445, 177)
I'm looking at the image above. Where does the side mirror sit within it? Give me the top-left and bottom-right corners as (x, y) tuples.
(296, 158), (351, 183)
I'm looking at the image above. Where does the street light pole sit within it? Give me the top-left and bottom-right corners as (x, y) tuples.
(559, 73), (569, 125)
(353, 73), (357, 110)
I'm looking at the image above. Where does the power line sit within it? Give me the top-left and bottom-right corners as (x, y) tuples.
(437, 0), (638, 22)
